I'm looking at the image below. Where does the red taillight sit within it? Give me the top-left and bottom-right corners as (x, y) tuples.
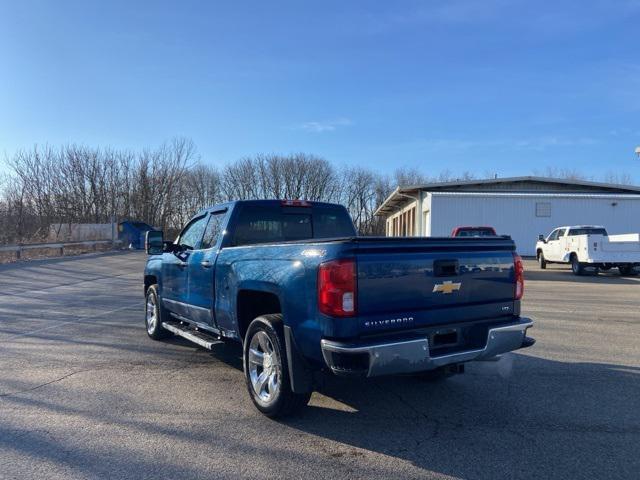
(318, 259), (357, 317)
(514, 253), (524, 300)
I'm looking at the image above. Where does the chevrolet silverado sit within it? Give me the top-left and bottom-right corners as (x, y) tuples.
(143, 200), (535, 417)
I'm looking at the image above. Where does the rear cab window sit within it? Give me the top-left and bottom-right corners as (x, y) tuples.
(230, 203), (356, 246)
(568, 227), (608, 236)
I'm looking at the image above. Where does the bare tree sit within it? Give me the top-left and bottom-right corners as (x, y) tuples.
(221, 153), (340, 202)
(602, 171), (634, 185)
(2, 138), (196, 242)
(337, 167), (399, 234)
(533, 166), (590, 181)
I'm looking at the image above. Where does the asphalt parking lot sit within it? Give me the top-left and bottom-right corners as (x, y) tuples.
(0, 252), (638, 480)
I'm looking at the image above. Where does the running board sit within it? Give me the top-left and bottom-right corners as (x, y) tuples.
(161, 322), (224, 350)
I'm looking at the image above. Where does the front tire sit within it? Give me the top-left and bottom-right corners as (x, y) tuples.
(538, 251), (547, 269)
(145, 285), (171, 340)
(243, 314), (311, 418)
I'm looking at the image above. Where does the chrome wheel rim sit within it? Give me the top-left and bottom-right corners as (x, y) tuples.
(146, 293), (157, 334)
(248, 331), (281, 404)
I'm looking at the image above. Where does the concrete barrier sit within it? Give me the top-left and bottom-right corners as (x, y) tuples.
(0, 240), (122, 261)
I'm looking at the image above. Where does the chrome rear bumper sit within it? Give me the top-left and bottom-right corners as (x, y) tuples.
(321, 318), (534, 377)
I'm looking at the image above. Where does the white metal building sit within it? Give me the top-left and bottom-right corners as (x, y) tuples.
(374, 177), (640, 256)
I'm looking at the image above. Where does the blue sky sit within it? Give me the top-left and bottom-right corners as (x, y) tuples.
(1, 0), (639, 181)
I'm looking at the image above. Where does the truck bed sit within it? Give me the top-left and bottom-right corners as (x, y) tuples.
(568, 234), (640, 263)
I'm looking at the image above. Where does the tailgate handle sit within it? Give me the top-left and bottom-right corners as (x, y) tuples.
(433, 259), (459, 277)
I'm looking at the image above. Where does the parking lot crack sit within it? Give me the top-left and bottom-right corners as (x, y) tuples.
(0, 368), (91, 399)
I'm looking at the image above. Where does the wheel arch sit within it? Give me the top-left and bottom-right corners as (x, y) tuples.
(237, 289), (282, 342)
(144, 274), (158, 294)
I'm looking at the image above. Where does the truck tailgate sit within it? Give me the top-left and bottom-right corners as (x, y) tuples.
(354, 237), (517, 333)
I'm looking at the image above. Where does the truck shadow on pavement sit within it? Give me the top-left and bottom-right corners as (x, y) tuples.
(283, 353), (640, 479)
(202, 340), (640, 478)
(1, 339), (638, 479)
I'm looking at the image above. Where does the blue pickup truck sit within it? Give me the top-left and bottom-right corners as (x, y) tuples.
(143, 200), (535, 417)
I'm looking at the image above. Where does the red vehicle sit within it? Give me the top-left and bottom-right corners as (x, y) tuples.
(451, 226), (497, 237)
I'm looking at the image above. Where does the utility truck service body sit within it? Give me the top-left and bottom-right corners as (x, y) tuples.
(144, 200), (535, 417)
(536, 225), (640, 275)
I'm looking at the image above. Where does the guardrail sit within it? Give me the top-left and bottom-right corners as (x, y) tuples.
(0, 240), (122, 260)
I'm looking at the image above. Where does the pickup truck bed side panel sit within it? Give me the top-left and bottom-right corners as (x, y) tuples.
(214, 244), (338, 363)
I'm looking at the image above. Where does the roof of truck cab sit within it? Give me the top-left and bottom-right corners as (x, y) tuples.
(558, 225), (606, 229)
(452, 226), (496, 230)
(196, 199), (345, 216)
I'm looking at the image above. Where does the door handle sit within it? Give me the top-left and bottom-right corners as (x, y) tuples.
(201, 260), (212, 268)
(178, 261), (187, 268)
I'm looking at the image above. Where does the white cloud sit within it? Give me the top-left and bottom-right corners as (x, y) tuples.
(297, 118), (352, 133)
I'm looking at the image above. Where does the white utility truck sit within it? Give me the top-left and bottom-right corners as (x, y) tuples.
(535, 226), (640, 276)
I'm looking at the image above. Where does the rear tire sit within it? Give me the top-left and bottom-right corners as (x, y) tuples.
(145, 285), (171, 340)
(619, 265), (638, 276)
(538, 251), (547, 269)
(243, 314), (311, 418)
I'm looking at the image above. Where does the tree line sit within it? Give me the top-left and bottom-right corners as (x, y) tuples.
(0, 138), (446, 244)
(1, 137), (633, 244)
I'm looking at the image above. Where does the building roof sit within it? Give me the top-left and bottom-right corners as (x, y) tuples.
(374, 176), (640, 216)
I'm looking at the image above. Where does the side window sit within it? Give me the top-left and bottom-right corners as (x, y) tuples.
(558, 228), (567, 238)
(201, 212), (225, 249)
(178, 216), (208, 250)
(547, 229), (559, 241)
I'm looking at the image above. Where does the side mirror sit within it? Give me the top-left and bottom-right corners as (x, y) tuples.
(163, 240), (175, 252)
(538, 234), (545, 242)
(146, 230), (164, 255)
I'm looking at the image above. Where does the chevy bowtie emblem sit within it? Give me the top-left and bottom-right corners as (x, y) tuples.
(433, 281), (462, 294)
